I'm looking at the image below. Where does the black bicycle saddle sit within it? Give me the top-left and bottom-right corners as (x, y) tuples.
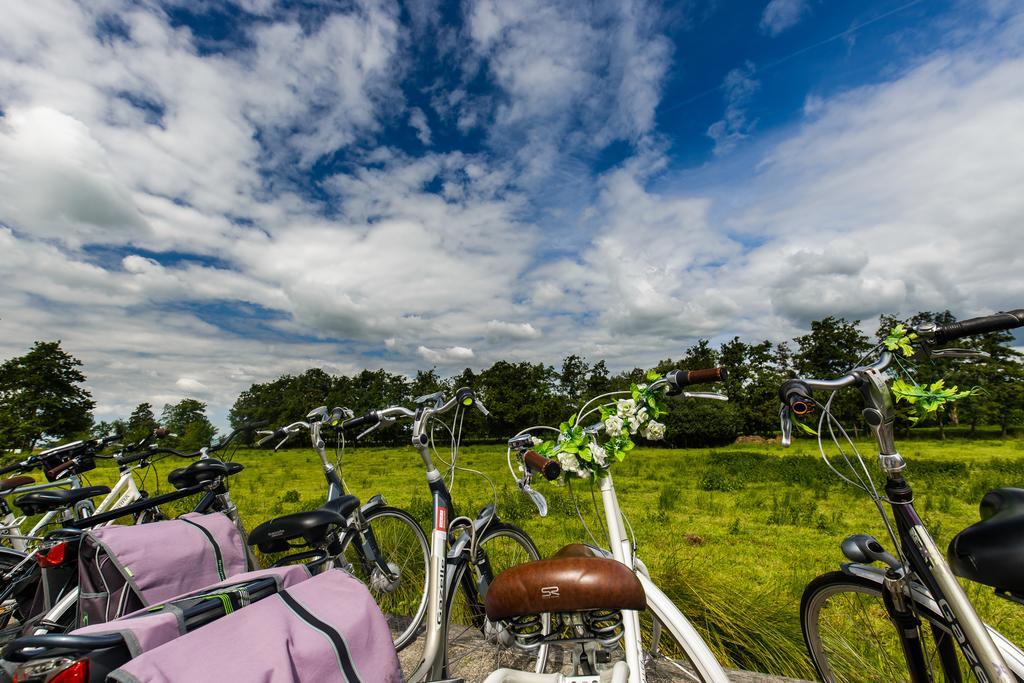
(948, 488), (1024, 595)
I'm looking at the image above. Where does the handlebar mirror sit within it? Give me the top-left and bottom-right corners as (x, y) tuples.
(507, 434), (533, 450)
(306, 406), (328, 422)
(415, 391), (444, 407)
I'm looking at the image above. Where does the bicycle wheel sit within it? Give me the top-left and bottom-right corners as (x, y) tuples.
(802, 571), (970, 682)
(0, 551), (32, 638)
(342, 506), (429, 652)
(442, 522), (543, 679)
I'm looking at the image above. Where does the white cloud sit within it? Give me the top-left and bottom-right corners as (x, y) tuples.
(417, 345), (475, 364)
(409, 107), (432, 145)
(175, 378), (209, 394)
(707, 63), (760, 156)
(465, 0), (672, 183)
(0, 107), (148, 245)
(485, 320), (541, 341)
(760, 0), (811, 37)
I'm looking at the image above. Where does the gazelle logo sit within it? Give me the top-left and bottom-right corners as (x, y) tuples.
(937, 598), (989, 683)
(541, 586), (559, 599)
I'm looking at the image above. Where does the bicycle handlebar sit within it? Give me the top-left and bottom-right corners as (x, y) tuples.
(344, 388), (489, 438)
(918, 309), (1024, 344)
(341, 412), (381, 432)
(0, 461), (29, 476)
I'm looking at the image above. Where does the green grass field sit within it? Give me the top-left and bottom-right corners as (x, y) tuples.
(77, 435), (1024, 679)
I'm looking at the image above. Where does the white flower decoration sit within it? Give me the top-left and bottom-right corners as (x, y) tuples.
(589, 442), (607, 466)
(616, 398), (636, 417)
(642, 420), (666, 441)
(557, 451), (582, 474)
(604, 415), (624, 435)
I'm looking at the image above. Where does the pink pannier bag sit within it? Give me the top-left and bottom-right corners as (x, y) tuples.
(107, 568), (403, 683)
(77, 511), (248, 626)
(71, 564), (313, 657)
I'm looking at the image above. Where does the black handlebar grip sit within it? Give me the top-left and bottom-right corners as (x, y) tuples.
(240, 419), (269, 430)
(342, 412), (379, 432)
(523, 450), (561, 481)
(931, 309), (1024, 344)
(0, 462), (26, 476)
(118, 450), (153, 466)
(667, 367), (728, 391)
(779, 380), (815, 416)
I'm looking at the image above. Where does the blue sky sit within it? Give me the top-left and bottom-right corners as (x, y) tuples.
(1, 0), (1022, 427)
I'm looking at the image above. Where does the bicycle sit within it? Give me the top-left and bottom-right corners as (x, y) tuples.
(481, 366), (734, 683)
(8, 423), (264, 638)
(338, 387), (545, 681)
(780, 308), (1024, 682)
(0, 434), (138, 555)
(254, 405), (430, 651)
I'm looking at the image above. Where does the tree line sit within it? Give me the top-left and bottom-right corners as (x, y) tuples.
(2, 312), (1022, 452)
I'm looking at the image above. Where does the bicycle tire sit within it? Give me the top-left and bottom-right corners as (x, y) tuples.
(342, 506), (429, 652)
(802, 571), (970, 683)
(440, 522), (543, 680)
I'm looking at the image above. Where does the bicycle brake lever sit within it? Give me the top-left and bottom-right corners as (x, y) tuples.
(682, 391), (729, 401)
(518, 480), (549, 517)
(357, 417), (392, 441)
(780, 405), (793, 448)
(929, 348), (991, 360)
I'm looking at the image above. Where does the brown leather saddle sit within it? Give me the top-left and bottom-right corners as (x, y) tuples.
(484, 544), (646, 621)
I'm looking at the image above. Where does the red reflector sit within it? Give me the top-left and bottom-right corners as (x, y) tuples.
(49, 659), (89, 683)
(13, 658), (89, 683)
(35, 541), (68, 568)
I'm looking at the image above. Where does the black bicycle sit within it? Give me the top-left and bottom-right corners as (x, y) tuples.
(781, 309), (1024, 683)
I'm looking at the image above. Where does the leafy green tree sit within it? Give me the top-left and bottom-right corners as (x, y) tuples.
(161, 399), (217, 450)
(720, 337), (785, 436)
(92, 419), (126, 439)
(794, 317), (871, 431)
(0, 341), (95, 451)
(585, 360), (613, 398)
(476, 361), (558, 439)
(126, 403), (159, 443)
(558, 355), (590, 405)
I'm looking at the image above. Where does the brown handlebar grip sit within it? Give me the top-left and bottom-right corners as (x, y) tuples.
(668, 367), (728, 390)
(153, 427), (170, 438)
(47, 459), (77, 479)
(523, 450), (561, 481)
(686, 367), (728, 384)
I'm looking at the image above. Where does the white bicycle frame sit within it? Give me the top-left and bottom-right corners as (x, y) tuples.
(1, 465), (146, 555)
(0, 479), (78, 553)
(597, 472), (729, 683)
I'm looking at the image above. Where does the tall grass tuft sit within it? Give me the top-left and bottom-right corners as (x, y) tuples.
(653, 554), (816, 680)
